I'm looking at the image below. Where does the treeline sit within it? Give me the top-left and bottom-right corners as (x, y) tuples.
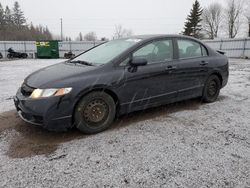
(183, 0), (250, 39)
(0, 1), (53, 41)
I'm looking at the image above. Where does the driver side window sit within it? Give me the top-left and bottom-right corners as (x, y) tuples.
(133, 40), (173, 64)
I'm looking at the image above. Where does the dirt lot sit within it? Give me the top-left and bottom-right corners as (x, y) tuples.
(0, 59), (249, 187)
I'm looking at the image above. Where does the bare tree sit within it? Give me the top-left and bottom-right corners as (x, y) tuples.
(224, 0), (243, 38)
(84, 32), (97, 41)
(113, 25), (133, 39)
(245, 0), (250, 37)
(77, 32), (83, 41)
(202, 3), (223, 39)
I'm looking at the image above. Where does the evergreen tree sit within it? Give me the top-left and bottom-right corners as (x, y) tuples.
(0, 1), (53, 40)
(44, 26), (52, 40)
(4, 6), (12, 26)
(12, 1), (26, 28)
(0, 3), (5, 26)
(0, 3), (5, 40)
(183, 0), (203, 38)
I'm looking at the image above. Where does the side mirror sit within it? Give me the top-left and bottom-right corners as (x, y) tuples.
(130, 58), (148, 67)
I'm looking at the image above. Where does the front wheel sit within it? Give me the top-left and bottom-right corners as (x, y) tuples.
(202, 75), (221, 103)
(7, 54), (12, 59)
(74, 91), (116, 134)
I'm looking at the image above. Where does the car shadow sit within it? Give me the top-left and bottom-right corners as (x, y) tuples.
(1, 96), (227, 159)
(110, 98), (203, 131)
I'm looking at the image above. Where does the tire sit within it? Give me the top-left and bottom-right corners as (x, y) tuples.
(22, 53), (28, 58)
(202, 75), (221, 103)
(7, 54), (12, 59)
(74, 91), (116, 134)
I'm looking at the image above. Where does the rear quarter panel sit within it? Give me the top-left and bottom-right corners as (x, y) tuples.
(207, 54), (229, 88)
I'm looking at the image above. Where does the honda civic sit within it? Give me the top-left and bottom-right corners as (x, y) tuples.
(14, 35), (229, 134)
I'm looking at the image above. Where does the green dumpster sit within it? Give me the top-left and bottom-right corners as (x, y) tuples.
(36, 40), (59, 58)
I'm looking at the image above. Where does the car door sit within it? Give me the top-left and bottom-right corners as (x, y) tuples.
(170, 38), (209, 99)
(117, 39), (178, 113)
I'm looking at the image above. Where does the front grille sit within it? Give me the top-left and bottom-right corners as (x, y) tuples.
(21, 83), (35, 97)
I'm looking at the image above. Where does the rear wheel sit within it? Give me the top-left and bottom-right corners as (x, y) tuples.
(202, 75), (221, 103)
(22, 53), (28, 58)
(74, 91), (116, 134)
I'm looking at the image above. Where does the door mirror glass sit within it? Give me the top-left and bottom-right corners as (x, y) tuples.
(130, 57), (148, 66)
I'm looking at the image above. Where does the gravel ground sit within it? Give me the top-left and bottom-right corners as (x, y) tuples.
(0, 59), (249, 187)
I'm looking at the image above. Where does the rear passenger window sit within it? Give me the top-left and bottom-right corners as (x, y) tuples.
(177, 39), (206, 59)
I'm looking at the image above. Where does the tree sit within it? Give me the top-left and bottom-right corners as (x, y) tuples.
(202, 3), (223, 39)
(0, 3), (4, 27)
(183, 0), (203, 38)
(224, 0), (242, 38)
(0, 3), (5, 40)
(0, 2), (53, 40)
(84, 32), (97, 41)
(245, 1), (250, 37)
(113, 25), (133, 39)
(1, 6), (13, 40)
(12, 1), (26, 28)
(78, 32), (83, 41)
(4, 6), (12, 26)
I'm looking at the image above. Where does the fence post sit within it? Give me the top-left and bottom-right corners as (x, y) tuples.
(24, 41), (27, 53)
(3, 42), (6, 58)
(220, 39), (223, 50)
(242, 38), (247, 57)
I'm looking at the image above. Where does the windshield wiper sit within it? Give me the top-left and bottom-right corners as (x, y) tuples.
(71, 60), (94, 66)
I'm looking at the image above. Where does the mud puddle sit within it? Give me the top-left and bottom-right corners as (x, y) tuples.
(0, 110), (84, 158)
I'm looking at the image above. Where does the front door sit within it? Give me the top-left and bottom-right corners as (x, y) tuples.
(118, 39), (178, 113)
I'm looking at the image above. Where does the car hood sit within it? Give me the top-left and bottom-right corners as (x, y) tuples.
(25, 62), (96, 88)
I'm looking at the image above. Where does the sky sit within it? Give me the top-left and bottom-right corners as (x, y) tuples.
(1, 0), (228, 39)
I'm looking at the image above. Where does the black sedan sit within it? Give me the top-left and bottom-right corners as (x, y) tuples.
(14, 35), (229, 134)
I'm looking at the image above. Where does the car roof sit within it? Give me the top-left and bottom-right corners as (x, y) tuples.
(123, 34), (201, 42)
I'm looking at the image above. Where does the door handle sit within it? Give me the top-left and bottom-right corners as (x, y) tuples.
(200, 61), (208, 66)
(165, 65), (177, 71)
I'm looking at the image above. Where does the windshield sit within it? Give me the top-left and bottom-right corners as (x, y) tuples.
(72, 39), (141, 65)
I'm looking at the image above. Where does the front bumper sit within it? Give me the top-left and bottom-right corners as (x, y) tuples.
(14, 88), (74, 132)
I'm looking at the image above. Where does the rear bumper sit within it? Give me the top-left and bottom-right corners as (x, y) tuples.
(14, 88), (74, 132)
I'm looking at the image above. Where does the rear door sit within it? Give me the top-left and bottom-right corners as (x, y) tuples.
(170, 38), (209, 99)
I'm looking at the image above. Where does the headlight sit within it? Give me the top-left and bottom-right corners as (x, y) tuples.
(30, 88), (72, 99)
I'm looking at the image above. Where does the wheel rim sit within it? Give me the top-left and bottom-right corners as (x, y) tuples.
(82, 99), (109, 125)
(207, 80), (218, 97)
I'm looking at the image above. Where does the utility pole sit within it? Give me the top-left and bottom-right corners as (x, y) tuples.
(60, 18), (63, 41)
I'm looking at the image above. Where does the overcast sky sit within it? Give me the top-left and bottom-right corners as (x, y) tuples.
(1, 0), (227, 39)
